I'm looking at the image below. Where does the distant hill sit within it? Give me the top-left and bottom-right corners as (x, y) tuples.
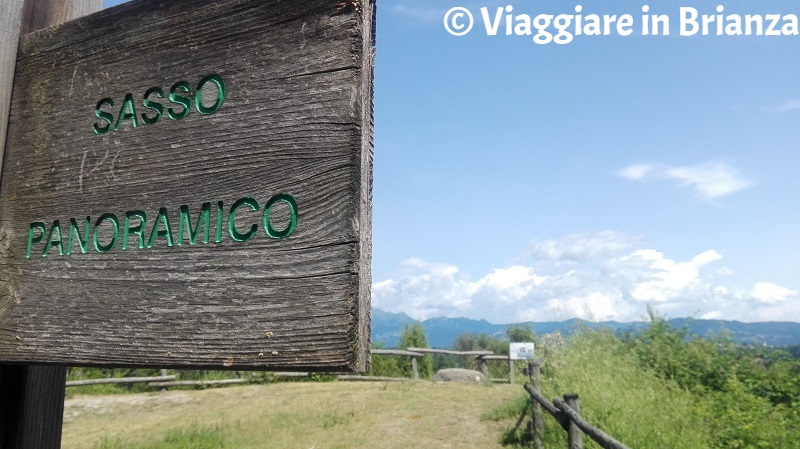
(371, 309), (800, 349)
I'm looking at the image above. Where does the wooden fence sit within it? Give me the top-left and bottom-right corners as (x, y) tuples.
(407, 347), (520, 384)
(64, 347), (523, 388)
(523, 360), (630, 449)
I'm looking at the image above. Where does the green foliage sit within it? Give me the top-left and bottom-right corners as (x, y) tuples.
(620, 308), (800, 448)
(785, 344), (800, 359)
(538, 330), (708, 449)
(368, 341), (404, 378)
(506, 324), (537, 343)
(625, 307), (800, 409)
(453, 332), (508, 355)
(399, 323), (433, 378)
(494, 320), (800, 449)
(698, 376), (799, 449)
(452, 332), (508, 378)
(93, 424), (228, 449)
(452, 326), (538, 382)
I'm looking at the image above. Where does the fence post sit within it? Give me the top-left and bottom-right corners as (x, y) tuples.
(528, 360), (543, 449)
(564, 393), (582, 449)
(410, 356), (419, 380)
(509, 358), (515, 384)
(479, 357), (489, 384)
(0, 2), (102, 448)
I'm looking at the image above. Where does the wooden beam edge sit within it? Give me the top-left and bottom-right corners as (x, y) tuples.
(352, 0), (376, 374)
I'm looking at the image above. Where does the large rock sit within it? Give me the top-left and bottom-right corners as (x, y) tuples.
(433, 368), (486, 384)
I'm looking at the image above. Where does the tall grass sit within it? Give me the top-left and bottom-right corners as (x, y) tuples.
(541, 330), (708, 448)
(487, 329), (708, 448)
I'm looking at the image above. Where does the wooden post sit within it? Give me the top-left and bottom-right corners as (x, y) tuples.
(0, 366), (70, 449)
(159, 369), (168, 391)
(410, 356), (419, 380)
(528, 360), (543, 449)
(479, 358), (489, 384)
(0, 1), (101, 448)
(564, 393), (583, 449)
(509, 358), (515, 384)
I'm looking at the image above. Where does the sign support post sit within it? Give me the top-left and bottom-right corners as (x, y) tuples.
(0, 1), (101, 448)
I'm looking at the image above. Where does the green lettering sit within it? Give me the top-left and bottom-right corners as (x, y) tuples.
(178, 203), (211, 245)
(215, 201), (224, 243)
(123, 210), (147, 250)
(147, 207), (174, 248)
(42, 220), (64, 257)
(168, 81), (192, 120)
(195, 74), (226, 115)
(93, 214), (119, 253)
(263, 193), (298, 239)
(141, 87), (164, 125)
(114, 93), (139, 131)
(26, 222), (46, 259)
(66, 217), (90, 255)
(93, 98), (114, 135)
(228, 197), (259, 242)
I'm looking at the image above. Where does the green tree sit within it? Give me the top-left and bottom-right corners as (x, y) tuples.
(399, 323), (433, 379)
(452, 332), (508, 379)
(507, 324), (537, 343)
(369, 341), (402, 377)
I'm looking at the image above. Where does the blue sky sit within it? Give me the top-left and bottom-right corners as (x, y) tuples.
(104, 0), (800, 324)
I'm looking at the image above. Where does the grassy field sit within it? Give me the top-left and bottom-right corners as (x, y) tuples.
(62, 381), (523, 449)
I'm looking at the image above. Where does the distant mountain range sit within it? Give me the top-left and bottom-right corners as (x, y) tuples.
(372, 309), (800, 348)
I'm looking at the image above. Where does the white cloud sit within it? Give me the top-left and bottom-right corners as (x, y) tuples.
(665, 163), (753, 199)
(618, 164), (655, 181)
(628, 249), (722, 302)
(750, 282), (797, 304)
(526, 231), (639, 263)
(765, 99), (800, 113)
(373, 233), (799, 324)
(618, 161), (753, 200)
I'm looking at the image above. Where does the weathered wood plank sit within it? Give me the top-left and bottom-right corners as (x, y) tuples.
(0, 0), (25, 179)
(564, 394), (583, 449)
(476, 354), (510, 361)
(147, 379), (247, 388)
(19, 0), (99, 34)
(528, 360), (544, 449)
(0, 0), (375, 372)
(407, 348), (494, 356)
(338, 375), (410, 382)
(370, 349), (425, 357)
(1, 3), (102, 449)
(65, 375), (175, 387)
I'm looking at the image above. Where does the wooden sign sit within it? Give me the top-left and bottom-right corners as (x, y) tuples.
(0, 0), (374, 372)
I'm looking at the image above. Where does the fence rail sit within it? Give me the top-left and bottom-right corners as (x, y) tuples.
(523, 360), (631, 449)
(64, 347), (522, 388)
(65, 375), (176, 387)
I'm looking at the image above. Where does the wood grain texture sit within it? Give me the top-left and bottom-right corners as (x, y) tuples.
(1, 3), (101, 449)
(0, 0), (25, 180)
(0, 0), (374, 372)
(19, 0), (99, 34)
